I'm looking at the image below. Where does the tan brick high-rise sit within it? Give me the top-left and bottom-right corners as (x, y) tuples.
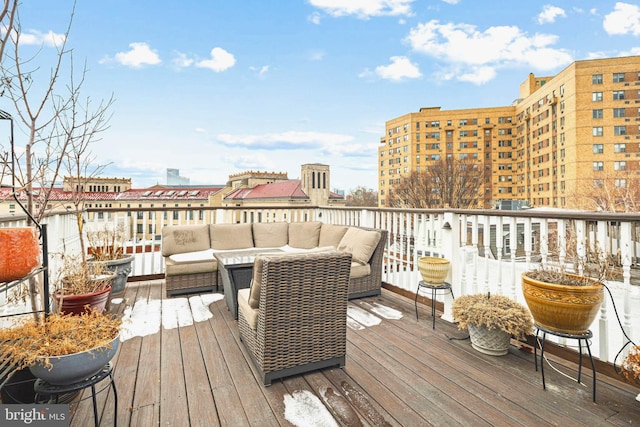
(379, 55), (640, 210)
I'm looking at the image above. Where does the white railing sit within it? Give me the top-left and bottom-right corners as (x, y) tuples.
(2, 206), (639, 366)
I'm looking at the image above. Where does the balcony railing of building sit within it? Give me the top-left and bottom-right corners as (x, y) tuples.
(1, 205), (639, 372)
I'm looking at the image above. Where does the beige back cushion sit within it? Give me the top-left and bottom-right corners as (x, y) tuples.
(210, 223), (253, 250)
(288, 221), (322, 249)
(337, 227), (381, 265)
(319, 223), (349, 248)
(248, 256), (266, 309)
(252, 222), (288, 248)
(162, 224), (210, 256)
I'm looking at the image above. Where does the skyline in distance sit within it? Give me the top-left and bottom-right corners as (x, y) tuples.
(4, 1), (640, 193)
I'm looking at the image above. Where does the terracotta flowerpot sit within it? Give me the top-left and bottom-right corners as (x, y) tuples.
(53, 285), (112, 315)
(521, 272), (604, 335)
(0, 227), (40, 282)
(417, 256), (450, 286)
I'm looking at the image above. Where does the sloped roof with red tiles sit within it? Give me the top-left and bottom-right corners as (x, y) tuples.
(0, 186), (224, 202)
(116, 186), (223, 201)
(225, 180), (308, 200)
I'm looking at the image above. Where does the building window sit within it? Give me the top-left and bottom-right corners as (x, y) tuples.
(614, 126), (626, 136)
(592, 126), (603, 136)
(137, 224), (143, 234)
(615, 179), (627, 188)
(614, 143), (626, 153)
(593, 179), (603, 188)
(592, 92), (603, 102)
(592, 74), (603, 84)
(173, 211), (179, 220)
(592, 109), (603, 119)
(613, 90), (625, 100)
(592, 144), (604, 154)
(614, 161), (626, 171)
(613, 73), (625, 83)
(593, 161), (604, 171)
(613, 108), (626, 118)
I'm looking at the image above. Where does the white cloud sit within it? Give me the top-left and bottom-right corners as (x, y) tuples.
(215, 130), (367, 157)
(603, 2), (640, 36)
(309, 0), (415, 19)
(308, 12), (322, 25)
(172, 52), (194, 68)
(374, 56), (422, 81)
(537, 5), (567, 24)
(19, 30), (66, 47)
(249, 65), (269, 78)
(111, 42), (161, 68)
(405, 20), (572, 83)
(458, 66), (496, 85)
(441, 0), (460, 4)
(195, 47), (236, 72)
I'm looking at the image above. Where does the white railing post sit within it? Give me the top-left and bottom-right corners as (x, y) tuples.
(441, 210), (458, 323)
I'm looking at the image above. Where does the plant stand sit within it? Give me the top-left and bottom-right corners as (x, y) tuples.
(414, 280), (454, 330)
(34, 362), (117, 427)
(534, 324), (596, 402)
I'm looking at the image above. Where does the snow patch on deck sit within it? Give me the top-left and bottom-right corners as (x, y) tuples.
(347, 306), (381, 327)
(284, 390), (338, 427)
(120, 293), (223, 341)
(357, 301), (402, 320)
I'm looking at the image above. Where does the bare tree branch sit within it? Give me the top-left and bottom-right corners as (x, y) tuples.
(388, 158), (483, 208)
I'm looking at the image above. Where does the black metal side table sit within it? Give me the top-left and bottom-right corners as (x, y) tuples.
(34, 362), (117, 427)
(414, 280), (454, 330)
(534, 325), (596, 402)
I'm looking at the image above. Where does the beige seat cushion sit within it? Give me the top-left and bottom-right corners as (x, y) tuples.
(337, 227), (381, 265)
(165, 257), (217, 276)
(162, 224), (210, 256)
(288, 221), (322, 249)
(319, 224), (349, 248)
(210, 223), (253, 250)
(350, 262), (370, 279)
(238, 288), (258, 330)
(252, 222), (288, 248)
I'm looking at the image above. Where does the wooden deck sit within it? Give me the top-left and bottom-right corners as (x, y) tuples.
(70, 280), (640, 426)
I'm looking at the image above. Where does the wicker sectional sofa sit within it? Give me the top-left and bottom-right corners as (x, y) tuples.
(161, 221), (387, 299)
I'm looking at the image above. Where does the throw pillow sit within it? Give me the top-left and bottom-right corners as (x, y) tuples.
(337, 227), (381, 265)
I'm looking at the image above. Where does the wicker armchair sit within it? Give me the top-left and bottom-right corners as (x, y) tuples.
(237, 251), (352, 386)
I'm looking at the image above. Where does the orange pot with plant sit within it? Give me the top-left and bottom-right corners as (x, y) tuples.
(0, 227), (40, 282)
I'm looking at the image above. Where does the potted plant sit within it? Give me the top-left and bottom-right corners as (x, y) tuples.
(86, 224), (134, 296)
(52, 255), (115, 315)
(452, 293), (533, 356)
(0, 310), (121, 385)
(521, 235), (615, 335)
(417, 256), (450, 285)
(621, 345), (640, 385)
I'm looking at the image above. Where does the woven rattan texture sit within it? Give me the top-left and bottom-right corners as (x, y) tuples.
(348, 227), (387, 298)
(165, 270), (219, 294)
(238, 251), (351, 383)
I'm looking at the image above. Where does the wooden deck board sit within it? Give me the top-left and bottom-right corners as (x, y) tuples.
(69, 281), (640, 426)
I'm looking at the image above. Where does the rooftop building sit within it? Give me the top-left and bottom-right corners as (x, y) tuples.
(379, 55), (640, 211)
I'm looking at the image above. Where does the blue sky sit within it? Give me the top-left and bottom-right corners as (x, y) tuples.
(6, 1), (640, 192)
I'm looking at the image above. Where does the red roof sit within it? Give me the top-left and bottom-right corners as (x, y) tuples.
(225, 180), (308, 200)
(0, 186), (224, 202)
